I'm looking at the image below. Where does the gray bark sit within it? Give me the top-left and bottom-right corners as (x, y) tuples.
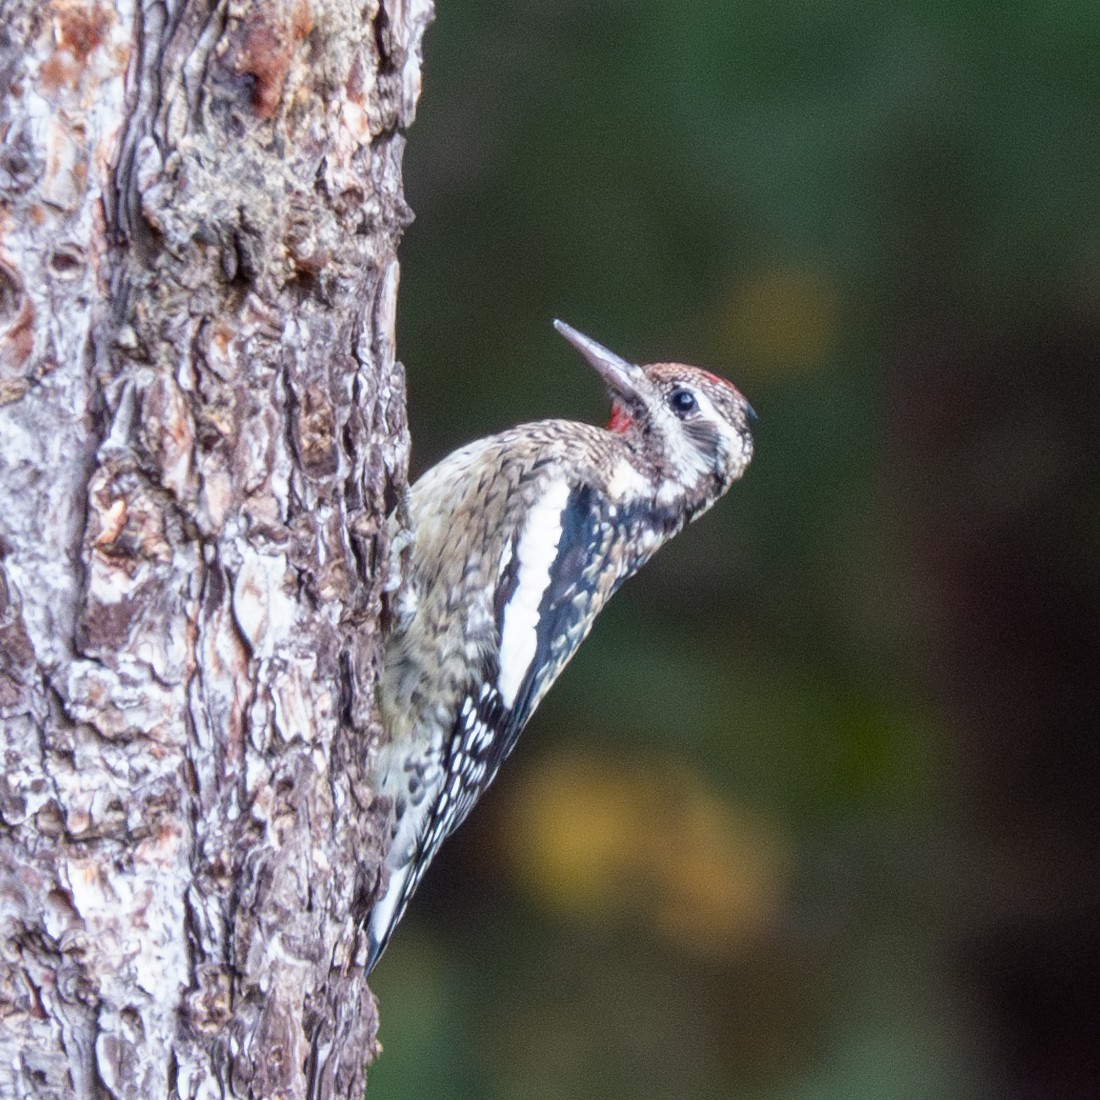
(0, 0), (431, 1095)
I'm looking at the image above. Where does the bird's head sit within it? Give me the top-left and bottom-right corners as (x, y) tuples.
(554, 319), (756, 505)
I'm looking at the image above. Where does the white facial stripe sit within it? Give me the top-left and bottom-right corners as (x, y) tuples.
(692, 389), (722, 426)
(497, 478), (570, 706)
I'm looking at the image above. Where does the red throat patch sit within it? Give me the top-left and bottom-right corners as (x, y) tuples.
(607, 403), (633, 433)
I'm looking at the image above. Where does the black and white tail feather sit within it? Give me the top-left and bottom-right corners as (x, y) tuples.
(367, 320), (755, 972)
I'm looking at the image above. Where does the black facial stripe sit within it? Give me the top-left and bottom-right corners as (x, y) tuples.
(683, 418), (723, 458)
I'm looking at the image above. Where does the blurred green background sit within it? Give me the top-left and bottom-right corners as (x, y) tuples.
(370, 2), (1100, 1097)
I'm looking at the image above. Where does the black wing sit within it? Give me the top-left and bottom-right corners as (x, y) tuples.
(435, 483), (622, 843)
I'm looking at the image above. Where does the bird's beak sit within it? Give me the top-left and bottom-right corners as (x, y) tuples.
(553, 320), (648, 405)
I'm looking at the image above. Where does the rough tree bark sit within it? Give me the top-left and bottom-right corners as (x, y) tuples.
(0, 0), (431, 1095)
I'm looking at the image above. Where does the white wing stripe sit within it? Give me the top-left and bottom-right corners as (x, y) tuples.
(497, 479), (570, 707)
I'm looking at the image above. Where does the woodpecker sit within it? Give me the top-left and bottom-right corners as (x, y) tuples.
(367, 320), (755, 972)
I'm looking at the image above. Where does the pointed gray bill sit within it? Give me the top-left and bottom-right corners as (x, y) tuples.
(553, 319), (648, 404)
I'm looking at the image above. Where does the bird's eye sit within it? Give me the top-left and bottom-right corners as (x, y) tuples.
(668, 388), (697, 416)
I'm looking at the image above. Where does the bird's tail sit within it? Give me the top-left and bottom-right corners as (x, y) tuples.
(365, 860), (416, 975)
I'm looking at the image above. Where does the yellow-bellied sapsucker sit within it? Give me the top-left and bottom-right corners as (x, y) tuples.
(367, 320), (755, 971)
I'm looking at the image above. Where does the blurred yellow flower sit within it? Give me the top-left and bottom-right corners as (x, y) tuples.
(501, 749), (790, 961)
(715, 266), (838, 371)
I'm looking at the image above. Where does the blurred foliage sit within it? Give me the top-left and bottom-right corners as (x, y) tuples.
(370, 1), (1100, 1097)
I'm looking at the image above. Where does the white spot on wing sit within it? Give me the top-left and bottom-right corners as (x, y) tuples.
(607, 458), (647, 501)
(497, 539), (513, 580)
(497, 478), (570, 707)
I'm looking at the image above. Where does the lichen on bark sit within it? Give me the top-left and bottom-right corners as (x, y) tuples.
(0, 0), (432, 1095)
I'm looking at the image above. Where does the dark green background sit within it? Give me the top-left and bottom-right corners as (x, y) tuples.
(370, 3), (1100, 1097)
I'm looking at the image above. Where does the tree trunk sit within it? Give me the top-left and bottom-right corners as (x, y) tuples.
(0, 0), (431, 1095)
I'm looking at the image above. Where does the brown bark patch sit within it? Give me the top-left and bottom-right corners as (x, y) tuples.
(235, 2), (316, 120)
(296, 382), (339, 477)
(0, 255), (34, 390)
(53, 0), (113, 63)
